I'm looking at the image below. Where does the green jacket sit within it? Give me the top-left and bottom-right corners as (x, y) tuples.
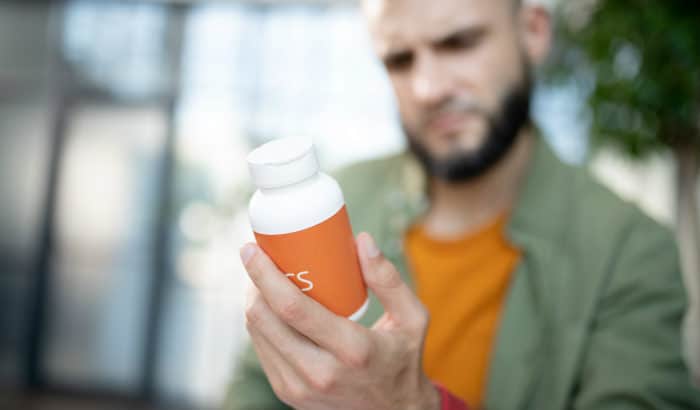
(225, 139), (700, 409)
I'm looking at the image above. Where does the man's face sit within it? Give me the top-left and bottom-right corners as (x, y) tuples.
(364, 0), (541, 182)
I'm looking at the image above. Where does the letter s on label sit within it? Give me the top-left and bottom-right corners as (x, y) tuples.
(297, 271), (314, 292)
(284, 271), (314, 292)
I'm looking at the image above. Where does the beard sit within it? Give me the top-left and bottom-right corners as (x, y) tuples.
(404, 64), (533, 184)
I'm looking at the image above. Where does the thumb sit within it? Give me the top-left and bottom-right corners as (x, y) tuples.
(356, 232), (425, 325)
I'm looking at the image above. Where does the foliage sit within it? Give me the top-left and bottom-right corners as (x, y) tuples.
(547, 0), (700, 158)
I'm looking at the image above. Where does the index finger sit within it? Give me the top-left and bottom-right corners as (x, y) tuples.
(240, 243), (372, 365)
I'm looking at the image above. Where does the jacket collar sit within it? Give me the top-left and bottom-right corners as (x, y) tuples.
(506, 137), (573, 249)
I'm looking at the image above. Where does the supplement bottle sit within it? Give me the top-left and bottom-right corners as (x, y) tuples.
(247, 137), (369, 321)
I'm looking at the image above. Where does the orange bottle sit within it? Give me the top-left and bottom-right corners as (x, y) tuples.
(246, 137), (368, 320)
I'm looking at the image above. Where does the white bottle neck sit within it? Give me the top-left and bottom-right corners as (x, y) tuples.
(259, 171), (321, 195)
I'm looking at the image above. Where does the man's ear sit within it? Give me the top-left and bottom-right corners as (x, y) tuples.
(519, 5), (552, 66)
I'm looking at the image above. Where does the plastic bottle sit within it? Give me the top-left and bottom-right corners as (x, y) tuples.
(246, 137), (369, 321)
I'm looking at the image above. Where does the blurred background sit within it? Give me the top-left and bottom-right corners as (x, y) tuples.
(0, 0), (697, 409)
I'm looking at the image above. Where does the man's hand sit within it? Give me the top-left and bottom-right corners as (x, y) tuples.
(239, 232), (440, 410)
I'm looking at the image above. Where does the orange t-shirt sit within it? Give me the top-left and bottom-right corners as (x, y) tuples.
(404, 214), (521, 409)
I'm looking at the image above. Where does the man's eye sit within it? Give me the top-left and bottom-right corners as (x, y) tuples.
(440, 35), (477, 51)
(438, 29), (486, 52)
(384, 52), (413, 72)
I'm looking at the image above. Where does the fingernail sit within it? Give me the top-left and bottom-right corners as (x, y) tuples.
(240, 243), (257, 265)
(363, 234), (380, 258)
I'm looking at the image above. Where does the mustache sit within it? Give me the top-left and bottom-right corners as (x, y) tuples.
(420, 97), (489, 128)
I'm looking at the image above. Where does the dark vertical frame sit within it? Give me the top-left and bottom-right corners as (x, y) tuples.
(24, 0), (69, 390)
(140, 3), (187, 400)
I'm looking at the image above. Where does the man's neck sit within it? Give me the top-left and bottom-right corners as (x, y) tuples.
(421, 128), (536, 239)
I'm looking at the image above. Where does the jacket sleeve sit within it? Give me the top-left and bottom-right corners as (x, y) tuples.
(572, 216), (700, 409)
(222, 342), (292, 410)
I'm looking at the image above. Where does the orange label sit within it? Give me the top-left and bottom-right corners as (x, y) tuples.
(254, 206), (367, 317)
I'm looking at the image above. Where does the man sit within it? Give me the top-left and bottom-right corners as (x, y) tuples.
(226, 0), (700, 408)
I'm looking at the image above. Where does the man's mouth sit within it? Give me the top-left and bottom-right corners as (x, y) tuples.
(427, 112), (470, 135)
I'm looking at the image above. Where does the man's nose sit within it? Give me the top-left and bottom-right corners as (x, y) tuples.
(411, 53), (452, 108)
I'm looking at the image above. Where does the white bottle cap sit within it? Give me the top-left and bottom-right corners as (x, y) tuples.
(247, 137), (319, 189)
